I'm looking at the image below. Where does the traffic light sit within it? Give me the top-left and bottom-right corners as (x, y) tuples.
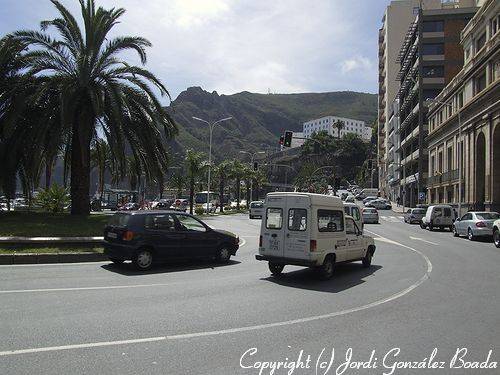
(279, 135), (284, 145)
(283, 131), (293, 147)
(253, 162), (258, 171)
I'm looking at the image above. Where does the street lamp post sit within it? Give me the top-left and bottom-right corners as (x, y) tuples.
(240, 151), (265, 202)
(425, 98), (462, 215)
(192, 116), (233, 213)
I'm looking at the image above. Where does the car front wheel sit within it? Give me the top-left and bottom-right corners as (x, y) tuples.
(133, 249), (154, 270)
(452, 225), (459, 237)
(362, 249), (373, 268)
(494, 229), (500, 248)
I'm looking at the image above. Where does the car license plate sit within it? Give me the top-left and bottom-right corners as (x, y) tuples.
(107, 232), (117, 239)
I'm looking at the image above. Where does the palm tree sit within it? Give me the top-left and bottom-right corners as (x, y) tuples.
(10, 0), (176, 215)
(334, 120), (345, 140)
(91, 139), (111, 199)
(185, 150), (207, 214)
(169, 172), (186, 199)
(229, 160), (245, 210)
(213, 160), (232, 213)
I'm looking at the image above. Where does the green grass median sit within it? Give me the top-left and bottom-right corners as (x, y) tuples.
(0, 212), (109, 237)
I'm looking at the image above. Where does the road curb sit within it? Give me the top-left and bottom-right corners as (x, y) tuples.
(0, 253), (107, 265)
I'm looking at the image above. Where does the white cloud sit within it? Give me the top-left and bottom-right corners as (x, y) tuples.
(341, 56), (373, 73)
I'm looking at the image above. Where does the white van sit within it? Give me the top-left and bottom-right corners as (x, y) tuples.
(249, 201), (264, 219)
(343, 202), (363, 230)
(256, 192), (376, 279)
(420, 204), (455, 231)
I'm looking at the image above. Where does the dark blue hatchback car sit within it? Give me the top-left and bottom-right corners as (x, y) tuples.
(104, 211), (239, 270)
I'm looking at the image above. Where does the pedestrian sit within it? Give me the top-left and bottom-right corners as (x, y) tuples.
(396, 196), (400, 207)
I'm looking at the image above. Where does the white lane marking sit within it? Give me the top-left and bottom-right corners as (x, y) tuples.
(239, 238), (247, 247)
(0, 283), (178, 294)
(0, 231), (433, 357)
(409, 236), (439, 246)
(0, 337), (166, 356)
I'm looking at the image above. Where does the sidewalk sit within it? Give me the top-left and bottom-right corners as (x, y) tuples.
(390, 201), (406, 214)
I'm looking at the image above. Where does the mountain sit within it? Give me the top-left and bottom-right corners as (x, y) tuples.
(165, 87), (377, 162)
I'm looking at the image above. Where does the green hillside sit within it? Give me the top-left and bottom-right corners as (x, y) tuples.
(165, 87), (378, 161)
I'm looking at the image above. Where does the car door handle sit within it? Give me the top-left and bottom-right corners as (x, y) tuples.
(271, 234), (277, 238)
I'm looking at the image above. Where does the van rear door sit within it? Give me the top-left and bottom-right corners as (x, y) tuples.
(284, 196), (310, 260)
(261, 195), (286, 258)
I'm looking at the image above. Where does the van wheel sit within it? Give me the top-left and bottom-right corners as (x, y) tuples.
(467, 228), (475, 241)
(268, 262), (284, 275)
(133, 248), (154, 270)
(428, 222), (434, 231)
(318, 256), (335, 280)
(362, 249), (373, 268)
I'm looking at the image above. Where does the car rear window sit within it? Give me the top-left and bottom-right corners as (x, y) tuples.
(413, 209), (426, 214)
(251, 202), (264, 208)
(266, 208), (283, 229)
(318, 209), (344, 232)
(108, 213), (130, 227)
(364, 208), (377, 213)
(476, 212), (499, 220)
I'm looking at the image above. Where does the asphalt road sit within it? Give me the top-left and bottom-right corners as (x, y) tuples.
(0, 211), (499, 375)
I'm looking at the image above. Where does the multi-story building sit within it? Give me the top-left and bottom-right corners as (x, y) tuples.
(303, 116), (371, 141)
(396, 2), (477, 207)
(386, 99), (402, 202)
(427, 0), (499, 215)
(378, 0), (445, 198)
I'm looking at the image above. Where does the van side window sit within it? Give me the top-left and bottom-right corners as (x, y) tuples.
(288, 209), (307, 231)
(352, 207), (360, 221)
(318, 209), (344, 232)
(443, 207), (451, 216)
(266, 208), (283, 229)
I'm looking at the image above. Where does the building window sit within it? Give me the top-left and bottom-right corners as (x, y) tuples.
(476, 32), (486, 52)
(491, 16), (499, 37)
(475, 70), (487, 94)
(458, 91), (464, 108)
(438, 151), (443, 173)
(422, 21), (444, 32)
(423, 66), (444, 77)
(422, 43), (444, 55)
(447, 146), (453, 171)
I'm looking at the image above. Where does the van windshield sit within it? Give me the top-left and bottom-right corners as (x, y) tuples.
(318, 209), (344, 232)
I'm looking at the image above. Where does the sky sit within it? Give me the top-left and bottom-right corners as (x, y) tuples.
(0, 0), (389, 100)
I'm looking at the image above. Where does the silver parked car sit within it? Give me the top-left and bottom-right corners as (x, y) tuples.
(404, 208), (426, 224)
(365, 198), (392, 210)
(362, 207), (379, 224)
(452, 211), (500, 240)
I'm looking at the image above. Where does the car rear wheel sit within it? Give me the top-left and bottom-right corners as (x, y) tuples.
(318, 256), (335, 280)
(420, 222), (426, 229)
(428, 222), (434, 231)
(268, 262), (284, 275)
(467, 228), (475, 241)
(216, 247), (231, 263)
(494, 229), (500, 248)
(452, 225), (459, 237)
(133, 249), (154, 270)
(109, 258), (124, 265)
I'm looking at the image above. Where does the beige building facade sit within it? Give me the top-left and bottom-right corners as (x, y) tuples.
(427, 0), (499, 215)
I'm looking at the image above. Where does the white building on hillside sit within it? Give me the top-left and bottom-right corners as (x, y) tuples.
(303, 116), (371, 141)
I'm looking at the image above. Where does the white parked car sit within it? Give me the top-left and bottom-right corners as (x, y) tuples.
(256, 192), (376, 279)
(420, 205), (454, 231)
(249, 201), (264, 219)
(493, 219), (500, 248)
(452, 211), (499, 240)
(365, 198), (392, 210)
(362, 207), (379, 224)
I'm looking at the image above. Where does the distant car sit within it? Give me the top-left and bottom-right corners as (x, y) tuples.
(362, 196), (378, 205)
(404, 208), (426, 224)
(249, 201), (264, 219)
(421, 205), (454, 231)
(362, 207), (379, 224)
(344, 195), (355, 203)
(452, 211), (500, 240)
(117, 202), (139, 211)
(493, 219), (500, 248)
(171, 199), (189, 212)
(154, 199), (174, 209)
(104, 211), (239, 270)
(365, 199), (392, 210)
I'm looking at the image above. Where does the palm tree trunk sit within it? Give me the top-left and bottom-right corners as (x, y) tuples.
(189, 178), (194, 214)
(236, 178), (241, 210)
(45, 156), (53, 189)
(70, 121), (92, 215)
(219, 178), (224, 213)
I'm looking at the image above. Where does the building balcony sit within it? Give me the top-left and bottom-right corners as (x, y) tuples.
(442, 169), (459, 183)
